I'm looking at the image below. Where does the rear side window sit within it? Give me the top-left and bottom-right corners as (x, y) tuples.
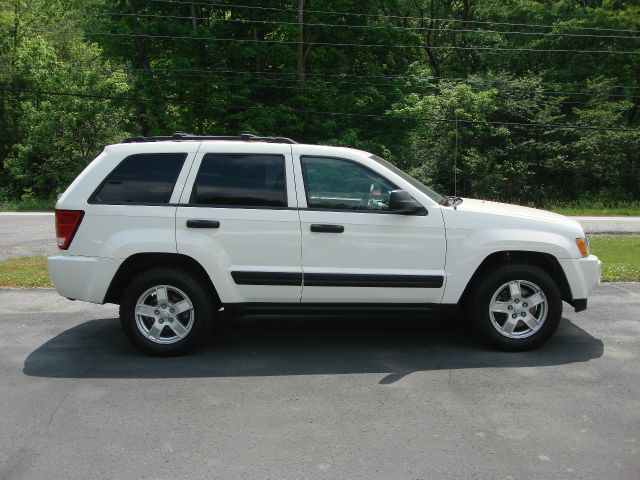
(91, 153), (187, 204)
(192, 153), (286, 207)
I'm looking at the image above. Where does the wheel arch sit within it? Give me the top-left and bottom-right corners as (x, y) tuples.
(458, 251), (572, 307)
(104, 252), (221, 306)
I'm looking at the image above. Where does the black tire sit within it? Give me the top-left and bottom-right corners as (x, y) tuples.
(468, 264), (562, 351)
(119, 268), (215, 356)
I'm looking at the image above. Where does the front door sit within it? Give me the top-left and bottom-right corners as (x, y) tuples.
(293, 148), (447, 304)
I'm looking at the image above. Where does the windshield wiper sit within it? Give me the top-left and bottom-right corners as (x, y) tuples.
(445, 196), (464, 207)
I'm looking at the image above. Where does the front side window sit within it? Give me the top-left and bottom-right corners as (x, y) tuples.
(301, 156), (396, 211)
(192, 153), (286, 207)
(92, 153), (187, 204)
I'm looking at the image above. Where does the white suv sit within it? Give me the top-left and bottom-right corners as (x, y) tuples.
(48, 133), (601, 355)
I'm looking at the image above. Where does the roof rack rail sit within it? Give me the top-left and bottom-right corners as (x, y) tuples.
(121, 132), (297, 144)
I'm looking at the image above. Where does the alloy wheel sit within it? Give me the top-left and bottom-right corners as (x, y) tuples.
(488, 280), (548, 339)
(134, 285), (195, 344)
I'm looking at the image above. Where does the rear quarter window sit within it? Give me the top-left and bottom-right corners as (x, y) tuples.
(91, 153), (187, 204)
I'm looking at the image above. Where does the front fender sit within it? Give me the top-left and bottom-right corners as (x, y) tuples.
(442, 226), (578, 304)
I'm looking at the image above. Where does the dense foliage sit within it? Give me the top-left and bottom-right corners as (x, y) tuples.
(0, 0), (638, 204)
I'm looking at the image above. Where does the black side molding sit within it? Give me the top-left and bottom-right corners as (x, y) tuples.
(230, 271), (444, 288)
(304, 273), (444, 288)
(186, 219), (220, 228)
(232, 271), (303, 286)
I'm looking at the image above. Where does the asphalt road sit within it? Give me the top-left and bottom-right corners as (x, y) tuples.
(1, 284), (638, 479)
(0, 212), (640, 261)
(1, 213), (640, 261)
(0, 213), (56, 261)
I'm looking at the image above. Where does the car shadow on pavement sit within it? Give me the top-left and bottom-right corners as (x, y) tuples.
(23, 314), (603, 384)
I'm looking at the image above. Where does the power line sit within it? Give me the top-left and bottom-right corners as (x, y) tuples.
(3, 87), (638, 132)
(8, 64), (638, 98)
(9, 7), (639, 41)
(118, 71), (640, 92)
(114, 71), (640, 98)
(112, 69), (640, 91)
(45, 73), (598, 104)
(24, 28), (640, 55)
(149, 79), (639, 103)
(102, 77), (629, 106)
(146, 0), (640, 35)
(9, 63), (640, 91)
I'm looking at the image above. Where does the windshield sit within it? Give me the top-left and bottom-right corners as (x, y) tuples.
(369, 154), (447, 205)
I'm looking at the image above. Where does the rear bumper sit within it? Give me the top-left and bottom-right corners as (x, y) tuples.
(47, 254), (122, 304)
(558, 255), (601, 311)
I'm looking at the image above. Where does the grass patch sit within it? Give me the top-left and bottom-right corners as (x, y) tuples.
(0, 256), (52, 288)
(589, 235), (640, 282)
(0, 198), (56, 211)
(2, 198), (639, 216)
(0, 236), (637, 289)
(541, 201), (640, 217)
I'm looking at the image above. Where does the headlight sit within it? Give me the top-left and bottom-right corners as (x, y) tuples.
(576, 237), (589, 257)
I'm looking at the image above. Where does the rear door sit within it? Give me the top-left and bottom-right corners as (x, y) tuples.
(176, 142), (302, 304)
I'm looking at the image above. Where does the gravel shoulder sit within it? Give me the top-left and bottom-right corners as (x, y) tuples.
(1, 213), (640, 261)
(0, 213), (56, 261)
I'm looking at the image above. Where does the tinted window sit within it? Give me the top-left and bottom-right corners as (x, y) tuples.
(192, 154), (286, 207)
(301, 156), (396, 211)
(92, 153), (187, 204)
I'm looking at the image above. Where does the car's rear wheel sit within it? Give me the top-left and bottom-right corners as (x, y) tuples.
(120, 268), (215, 356)
(469, 264), (562, 351)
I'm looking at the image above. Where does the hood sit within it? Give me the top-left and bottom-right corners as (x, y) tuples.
(456, 198), (581, 228)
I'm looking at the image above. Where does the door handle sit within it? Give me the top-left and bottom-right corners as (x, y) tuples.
(310, 224), (344, 233)
(186, 219), (220, 229)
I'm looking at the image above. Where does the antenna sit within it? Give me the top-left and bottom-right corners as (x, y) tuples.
(454, 112), (458, 197)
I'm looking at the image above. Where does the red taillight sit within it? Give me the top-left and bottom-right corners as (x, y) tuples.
(55, 209), (84, 250)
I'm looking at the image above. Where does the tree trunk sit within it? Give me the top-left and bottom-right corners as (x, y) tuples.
(627, 66), (640, 124)
(191, 3), (209, 134)
(250, 1), (261, 73)
(296, 0), (306, 87)
(414, 1), (441, 79)
(125, 0), (154, 136)
(12, 0), (19, 65)
(189, 3), (197, 30)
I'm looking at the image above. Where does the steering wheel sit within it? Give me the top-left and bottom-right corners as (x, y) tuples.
(359, 183), (376, 209)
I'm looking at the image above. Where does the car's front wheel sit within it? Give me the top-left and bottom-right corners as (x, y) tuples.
(469, 264), (562, 351)
(120, 268), (215, 356)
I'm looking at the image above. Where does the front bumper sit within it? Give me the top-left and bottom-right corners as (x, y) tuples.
(47, 254), (122, 304)
(558, 255), (601, 311)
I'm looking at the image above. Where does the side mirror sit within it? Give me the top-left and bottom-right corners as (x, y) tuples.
(388, 190), (427, 215)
